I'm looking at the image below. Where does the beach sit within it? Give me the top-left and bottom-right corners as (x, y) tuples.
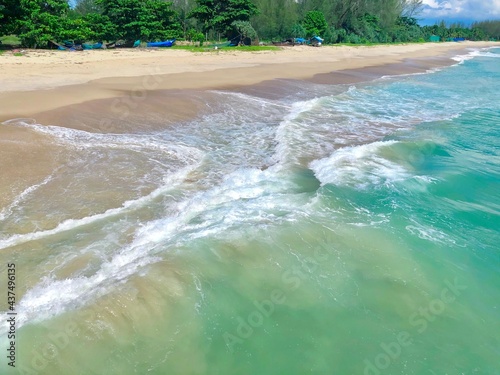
(1, 42), (499, 375)
(0, 42), (497, 122)
(1, 41), (497, 208)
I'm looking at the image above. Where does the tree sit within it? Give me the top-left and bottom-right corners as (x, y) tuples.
(15, 0), (70, 47)
(354, 13), (381, 42)
(0, 0), (23, 35)
(302, 10), (327, 37)
(170, 0), (197, 39)
(189, 0), (258, 36)
(399, 0), (423, 18)
(231, 20), (257, 42)
(472, 20), (500, 40)
(73, 0), (104, 16)
(251, 0), (298, 40)
(82, 13), (117, 41)
(291, 23), (306, 38)
(97, 0), (181, 42)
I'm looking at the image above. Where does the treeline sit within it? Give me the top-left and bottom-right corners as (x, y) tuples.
(248, 0), (500, 43)
(0, 0), (498, 48)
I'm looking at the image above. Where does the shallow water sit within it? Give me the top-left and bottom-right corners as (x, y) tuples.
(1, 48), (499, 375)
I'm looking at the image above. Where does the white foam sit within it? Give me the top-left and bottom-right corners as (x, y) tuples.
(1, 163), (313, 332)
(273, 98), (321, 165)
(450, 49), (499, 65)
(210, 90), (288, 109)
(0, 174), (54, 221)
(405, 221), (456, 245)
(310, 141), (410, 188)
(2, 245), (161, 333)
(0, 164), (295, 332)
(0, 161), (202, 250)
(451, 53), (476, 64)
(9, 120), (202, 165)
(473, 51), (500, 58)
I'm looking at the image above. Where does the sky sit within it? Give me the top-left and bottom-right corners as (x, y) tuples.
(419, 0), (500, 25)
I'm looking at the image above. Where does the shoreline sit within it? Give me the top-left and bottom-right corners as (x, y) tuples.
(0, 42), (498, 207)
(1, 42), (498, 124)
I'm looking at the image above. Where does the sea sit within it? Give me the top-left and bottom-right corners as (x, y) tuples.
(0, 47), (499, 375)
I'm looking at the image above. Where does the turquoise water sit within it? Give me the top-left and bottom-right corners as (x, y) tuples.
(1, 48), (499, 374)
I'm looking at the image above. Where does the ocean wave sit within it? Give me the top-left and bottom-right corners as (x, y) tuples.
(273, 97), (322, 165)
(0, 174), (54, 221)
(310, 141), (410, 189)
(405, 221), (456, 246)
(0, 164), (309, 331)
(0, 162), (202, 250)
(451, 48), (500, 65)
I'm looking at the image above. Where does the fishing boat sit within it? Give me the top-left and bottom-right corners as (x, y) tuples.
(116, 40), (141, 48)
(82, 42), (103, 50)
(147, 39), (176, 48)
(294, 38), (307, 45)
(309, 36), (324, 46)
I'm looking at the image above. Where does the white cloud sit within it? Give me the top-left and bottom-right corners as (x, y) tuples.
(421, 0), (500, 21)
(422, 0), (441, 9)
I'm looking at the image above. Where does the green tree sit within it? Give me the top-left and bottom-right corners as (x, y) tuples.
(251, 0), (298, 40)
(73, 0), (104, 16)
(231, 20), (257, 41)
(0, 0), (23, 35)
(82, 13), (117, 41)
(97, 0), (181, 42)
(291, 23), (306, 38)
(472, 20), (500, 40)
(399, 0), (423, 18)
(15, 0), (70, 47)
(189, 0), (258, 36)
(302, 10), (327, 37)
(171, 0), (197, 39)
(186, 28), (205, 44)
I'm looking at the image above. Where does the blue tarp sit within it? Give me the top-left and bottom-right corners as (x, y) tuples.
(82, 42), (103, 50)
(310, 36), (324, 43)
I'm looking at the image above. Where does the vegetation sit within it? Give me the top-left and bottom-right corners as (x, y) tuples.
(188, 0), (258, 38)
(97, 0), (181, 42)
(0, 0), (498, 48)
(0, 35), (20, 45)
(302, 11), (328, 38)
(231, 20), (258, 41)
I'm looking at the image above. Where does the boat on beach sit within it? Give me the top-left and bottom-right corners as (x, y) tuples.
(147, 39), (176, 48)
(82, 42), (103, 50)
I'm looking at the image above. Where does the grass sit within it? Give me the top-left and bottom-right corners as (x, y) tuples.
(13, 52), (24, 56)
(170, 45), (211, 52)
(0, 35), (21, 46)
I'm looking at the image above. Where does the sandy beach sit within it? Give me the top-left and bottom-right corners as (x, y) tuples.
(0, 41), (498, 122)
